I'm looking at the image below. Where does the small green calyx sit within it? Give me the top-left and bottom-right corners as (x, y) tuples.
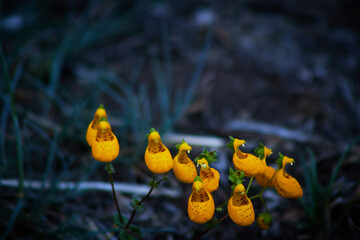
(194, 148), (217, 165)
(254, 142), (265, 160)
(98, 104), (105, 109)
(175, 139), (186, 150)
(146, 128), (157, 139)
(227, 136), (235, 152)
(276, 152), (285, 169)
(259, 213), (272, 224)
(99, 117), (108, 123)
(194, 176), (203, 183)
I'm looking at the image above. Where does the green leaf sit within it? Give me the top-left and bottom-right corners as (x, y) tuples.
(119, 225), (142, 240)
(98, 104), (104, 109)
(175, 139), (186, 150)
(276, 153), (284, 169)
(148, 179), (159, 188)
(254, 142), (265, 160)
(195, 148), (217, 164)
(114, 214), (128, 228)
(130, 196), (144, 212)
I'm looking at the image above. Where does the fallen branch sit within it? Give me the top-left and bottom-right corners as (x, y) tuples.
(164, 133), (226, 148)
(1, 179), (181, 198)
(224, 120), (320, 143)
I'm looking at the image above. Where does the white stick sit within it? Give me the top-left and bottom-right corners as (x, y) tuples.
(1, 179), (181, 198)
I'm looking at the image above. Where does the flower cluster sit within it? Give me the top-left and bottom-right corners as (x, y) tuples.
(144, 131), (303, 230)
(86, 104), (119, 162)
(86, 105), (303, 236)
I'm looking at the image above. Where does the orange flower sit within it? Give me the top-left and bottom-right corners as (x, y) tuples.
(232, 139), (265, 177)
(187, 177), (215, 224)
(227, 184), (255, 226)
(254, 144), (276, 187)
(173, 141), (197, 183)
(197, 158), (220, 193)
(274, 155), (303, 199)
(91, 119), (119, 162)
(256, 213), (272, 230)
(86, 104), (107, 146)
(144, 128), (173, 174)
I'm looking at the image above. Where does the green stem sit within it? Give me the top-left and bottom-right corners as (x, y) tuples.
(106, 163), (123, 225)
(124, 172), (168, 230)
(259, 196), (269, 214)
(192, 214), (229, 240)
(246, 176), (254, 194)
(0, 43), (24, 197)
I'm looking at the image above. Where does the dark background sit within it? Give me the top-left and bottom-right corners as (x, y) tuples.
(1, 0), (360, 239)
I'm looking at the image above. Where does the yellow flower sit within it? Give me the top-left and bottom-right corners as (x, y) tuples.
(197, 158), (220, 193)
(227, 184), (255, 226)
(91, 119), (119, 162)
(274, 155), (303, 199)
(256, 213), (271, 230)
(254, 144), (276, 187)
(144, 129), (173, 174)
(187, 177), (215, 224)
(173, 141), (197, 183)
(86, 104), (107, 146)
(232, 139), (265, 177)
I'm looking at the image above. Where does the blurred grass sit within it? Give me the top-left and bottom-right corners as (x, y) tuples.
(298, 135), (360, 238)
(0, 1), (213, 238)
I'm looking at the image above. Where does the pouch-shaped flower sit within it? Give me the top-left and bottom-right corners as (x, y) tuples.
(274, 155), (303, 199)
(233, 139), (265, 177)
(256, 213), (272, 230)
(197, 158), (220, 193)
(227, 184), (255, 226)
(173, 142), (197, 183)
(91, 119), (119, 162)
(144, 129), (173, 174)
(255, 145), (276, 187)
(86, 105), (107, 146)
(188, 177), (215, 224)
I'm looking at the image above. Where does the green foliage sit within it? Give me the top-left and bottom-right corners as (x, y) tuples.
(148, 179), (159, 188)
(298, 135), (360, 237)
(258, 213), (272, 224)
(130, 196), (144, 213)
(228, 167), (245, 186)
(276, 153), (284, 169)
(120, 225), (143, 240)
(175, 139), (186, 150)
(146, 128), (157, 139)
(194, 148), (217, 165)
(203, 217), (219, 229)
(227, 136), (235, 152)
(254, 142), (265, 160)
(105, 162), (115, 174)
(194, 176), (203, 183)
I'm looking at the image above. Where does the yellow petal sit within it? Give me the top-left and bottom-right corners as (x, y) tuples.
(274, 157), (303, 199)
(86, 108), (107, 146)
(173, 151), (197, 183)
(255, 165), (276, 187)
(233, 151), (265, 177)
(91, 122), (119, 162)
(227, 184), (255, 226)
(187, 182), (215, 224)
(199, 166), (220, 193)
(145, 140), (173, 174)
(256, 216), (270, 230)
